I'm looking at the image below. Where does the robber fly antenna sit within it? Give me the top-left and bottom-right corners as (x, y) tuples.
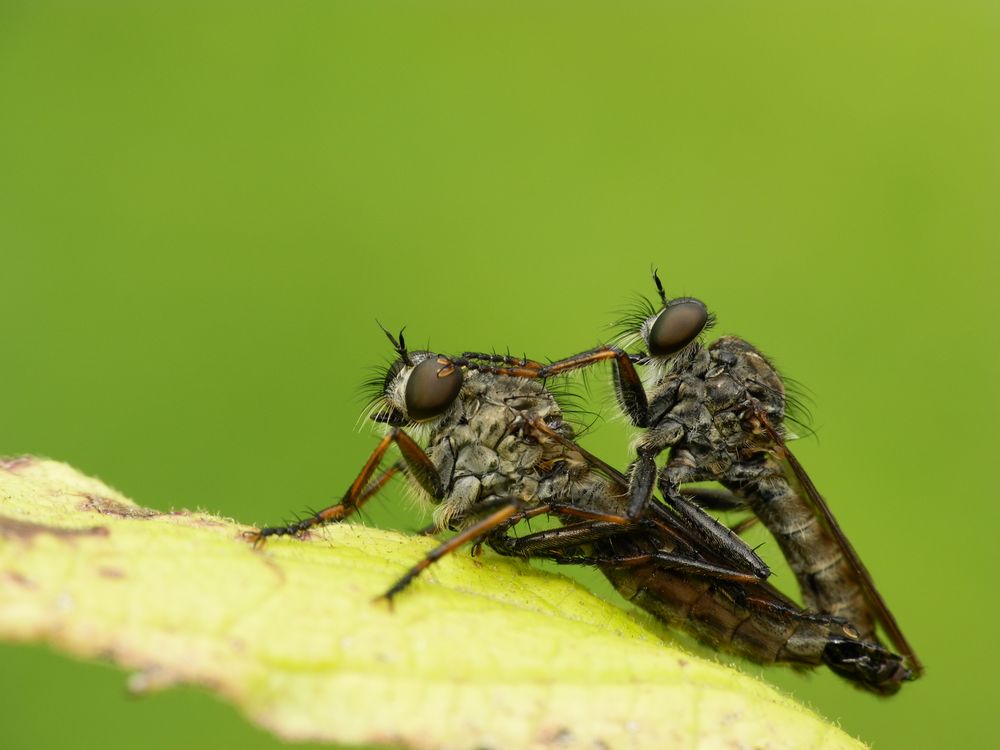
(651, 267), (669, 307)
(377, 320), (412, 366)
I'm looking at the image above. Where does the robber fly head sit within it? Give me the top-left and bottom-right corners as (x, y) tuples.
(618, 269), (715, 362)
(365, 324), (464, 427)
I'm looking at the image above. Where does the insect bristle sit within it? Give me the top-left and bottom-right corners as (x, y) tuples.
(748, 350), (818, 442)
(397, 472), (436, 516)
(544, 370), (604, 437)
(610, 294), (658, 348)
(782, 375), (817, 442)
(358, 369), (387, 400)
(357, 361), (395, 419)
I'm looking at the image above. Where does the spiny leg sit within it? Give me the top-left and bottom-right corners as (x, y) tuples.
(528, 417), (766, 575)
(378, 501), (522, 603)
(249, 426), (444, 544)
(623, 446), (770, 578)
(495, 499), (697, 554)
(460, 352), (545, 370)
(468, 501), (648, 557)
(554, 549), (762, 583)
(490, 521), (761, 583)
(488, 520), (634, 556)
(480, 477), (761, 583)
(679, 486), (760, 535)
(458, 345), (650, 427)
(486, 498), (655, 529)
(653, 466), (770, 580)
(246, 462), (402, 544)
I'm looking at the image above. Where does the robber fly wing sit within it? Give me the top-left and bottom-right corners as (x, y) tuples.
(766, 421), (924, 675)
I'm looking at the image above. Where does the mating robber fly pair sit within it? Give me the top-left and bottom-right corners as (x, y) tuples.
(248, 271), (922, 695)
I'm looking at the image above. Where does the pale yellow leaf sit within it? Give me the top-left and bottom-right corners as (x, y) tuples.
(0, 457), (864, 750)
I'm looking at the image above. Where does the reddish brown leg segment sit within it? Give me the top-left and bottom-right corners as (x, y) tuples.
(378, 501), (522, 602)
(248, 426), (444, 545)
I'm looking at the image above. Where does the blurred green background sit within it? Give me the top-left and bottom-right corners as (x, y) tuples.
(1, 1), (997, 748)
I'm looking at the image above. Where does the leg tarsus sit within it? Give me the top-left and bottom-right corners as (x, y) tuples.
(247, 461), (404, 545)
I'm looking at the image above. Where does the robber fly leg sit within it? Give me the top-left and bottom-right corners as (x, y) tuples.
(245, 463), (401, 545)
(627, 447), (659, 520)
(460, 352), (545, 370)
(625, 418), (684, 520)
(655, 465), (770, 580)
(527, 416), (763, 573)
(679, 486), (759, 535)
(488, 520), (635, 556)
(458, 345), (651, 426)
(248, 427), (445, 545)
(546, 346), (650, 428)
(485, 517), (761, 583)
(552, 548), (762, 584)
(378, 500), (522, 604)
(469, 500), (642, 556)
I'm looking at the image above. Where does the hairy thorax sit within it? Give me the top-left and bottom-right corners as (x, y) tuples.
(646, 336), (787, 478)
(424, 373), (584, 529)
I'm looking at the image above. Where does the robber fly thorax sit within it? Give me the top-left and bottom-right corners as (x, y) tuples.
(390, 356), (597, 534)
(463, 271), (923, 685)
(248, 326), (910, 693)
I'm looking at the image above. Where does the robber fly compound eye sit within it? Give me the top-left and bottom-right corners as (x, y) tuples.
(647, 300), (709, 357)
(404, 356), (464, 421)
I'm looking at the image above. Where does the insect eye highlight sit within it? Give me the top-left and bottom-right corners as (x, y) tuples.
(405, 356), (464, 422)
(648, 300), (709, 356)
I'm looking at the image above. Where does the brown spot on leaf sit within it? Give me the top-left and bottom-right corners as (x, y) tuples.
(0, 455), (35, 472)
(98, 566), (126, 580)
(3, 570), (37, 588)
(80, 494), (158, 519)
(542, 728), (575, 747)
(0, 516), (108, 543)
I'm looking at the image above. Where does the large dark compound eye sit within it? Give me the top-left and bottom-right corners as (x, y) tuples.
(648, 300), (709, 356)
(405, 356), (464, 421)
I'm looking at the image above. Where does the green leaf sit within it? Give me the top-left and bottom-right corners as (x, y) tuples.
(0, 457), (863, 750)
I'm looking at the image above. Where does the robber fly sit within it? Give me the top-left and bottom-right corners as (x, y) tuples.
(246, 326), (910, 693)
(248, 326), (766, 603)
(463, 271), (923, 685)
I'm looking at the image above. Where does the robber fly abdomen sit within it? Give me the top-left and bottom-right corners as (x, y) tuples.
(599, 550), (911, 693)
